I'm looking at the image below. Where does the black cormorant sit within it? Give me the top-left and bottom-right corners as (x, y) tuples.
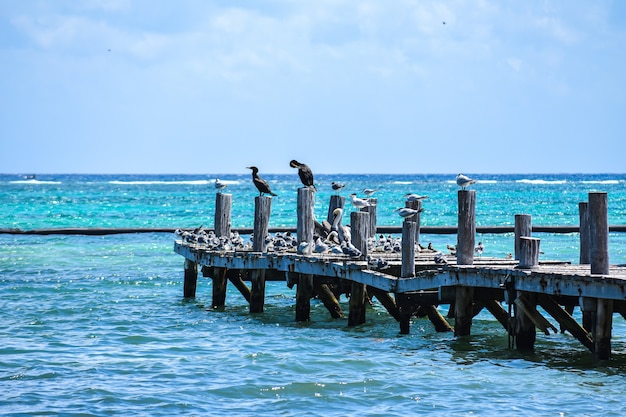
(289, 160), (316, 191)
(247, 166), (277, 196)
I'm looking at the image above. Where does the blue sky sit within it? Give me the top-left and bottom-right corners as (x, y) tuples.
(1, 1), (625, 174)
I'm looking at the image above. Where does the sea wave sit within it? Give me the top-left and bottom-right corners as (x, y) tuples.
(392, 181), (413, 185)
(9, 180), (62, 185)
(581, 180), (621, 185)
(108, 180), (212, 185)
(516, 179), (567, 185)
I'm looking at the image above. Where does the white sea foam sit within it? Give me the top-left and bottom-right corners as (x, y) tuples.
(393, 181), (413, 185)
(10, 179), (62, 184)
(516, 179), (567, 185)
(581, 180), (620, 185)
(109, 180), (211, 185)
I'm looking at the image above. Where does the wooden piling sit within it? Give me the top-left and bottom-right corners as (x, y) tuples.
(361, 198), (377, 238)
(211, 267), (228, 308)
(250, 196), (272, 313)
(589, 192), (609, 275)
(183, 259), (198, 298)
(327, 195), (345, 223)
(595, 299), (613, 360)
(215, 193), (232, 238)
(454, 287), (474, 336)
(579, 202), (590, 264)
(227, 270), (251, 302)
(513, 292), (537, 350)
(457, 190), (476, 265)
(348, 211), (369, 326)
(514, 214), (532, 261)
(518, 237), (540, 268)
(296, 188), (315, 321)
(405, 199), (422, 247)
(401, 221), (417, 278)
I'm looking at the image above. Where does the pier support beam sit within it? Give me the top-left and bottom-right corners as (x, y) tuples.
(454, 287), (474, 336)
(183, 259), (198, 298)
(398, 219), (417, 334)
(513, 292), (537, 350)
(211, 267), (228, 308)
(313, 281), (344, 319)
(595, 299), (613, 360)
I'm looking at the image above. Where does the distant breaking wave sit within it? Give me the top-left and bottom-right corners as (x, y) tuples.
(10, 179), (62, 184)
(582, 180), (621, 185)
(516, 179), (567, 185)
(109, 180), (211, 185)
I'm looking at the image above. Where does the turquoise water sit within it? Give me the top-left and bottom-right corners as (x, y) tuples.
(2, 173), (626, 416)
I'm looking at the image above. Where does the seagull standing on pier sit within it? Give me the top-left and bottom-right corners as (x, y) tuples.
(247, 166), (277, 196)
(214, 178), (227, 193)
(349, 193), (373, 209)
(456, 173), (477, 190)
(289, 160), (316, 191)
(475, 241), (484, 257)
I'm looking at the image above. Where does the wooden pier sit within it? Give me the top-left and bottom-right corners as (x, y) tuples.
(174, 189), (626, 361)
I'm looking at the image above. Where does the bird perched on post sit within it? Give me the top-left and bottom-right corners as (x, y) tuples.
(246, 166), (277, 196)
(456, 173), (477, 190)
(214, 178), (227, 193)
(349, 193), (373, 209)
(394, 207), (422, 218)
(289, 160), (316, 191)
(331, 181), (345, 194)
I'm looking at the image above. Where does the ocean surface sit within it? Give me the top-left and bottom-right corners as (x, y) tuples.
(1, 173), (626, 416)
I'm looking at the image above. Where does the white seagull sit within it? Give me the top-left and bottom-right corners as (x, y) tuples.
(349, 193), (373, 209)
(404, 193), (428, 202)
(215, 178), (228, 192)
(362, 188), (378, 197)
(456, 173), (477, 190)
(394, 207), (422, 218)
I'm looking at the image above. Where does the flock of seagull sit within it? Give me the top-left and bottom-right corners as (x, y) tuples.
(177, 163), (488, 268)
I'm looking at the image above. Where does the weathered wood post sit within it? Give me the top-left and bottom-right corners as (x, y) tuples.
(250, 196), (272, 313)
(295, 188), (314, 322)
(183, 258), (198, 298)
(212, 192), (232, 308)
(398, 219), (417, 334)
(579, 202), (590, 264)
(405, 199), (422, 247)
(327, 195), (345, 223)
(348, 211), (369, 327)
(518, 237), (541, 268)
(361, 198), (377, 238)
(514, 214), (532, 261)
(589, 192), (612, 359)
(455, 190), (476, 336)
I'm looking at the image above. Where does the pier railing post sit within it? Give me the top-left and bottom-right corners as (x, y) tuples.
(296, 188), (315, 322)
(398, 219), (417, 334)
(579, 202), (590, 264)
(212, 192), (232, 308)
(405, 199), (422, 248)
(589, 192), (612, 360)
(455, 190), (476, 336)
(514, 214), (532, 261)
(250, 196), (272, 313)
(348, 211), (369, 326)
